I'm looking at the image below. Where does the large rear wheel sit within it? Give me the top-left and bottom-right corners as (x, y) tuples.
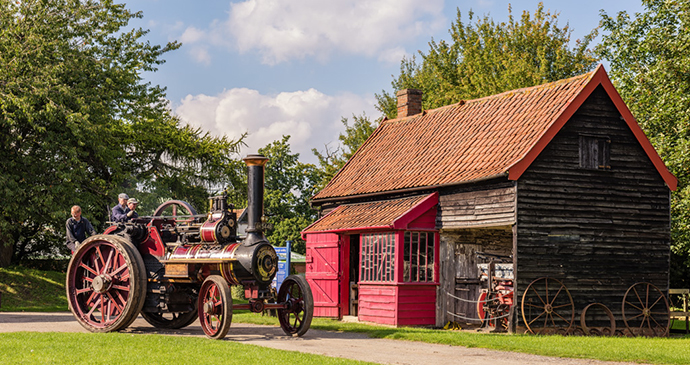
(66, 235), (146, 332)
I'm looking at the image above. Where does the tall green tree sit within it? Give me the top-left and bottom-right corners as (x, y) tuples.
(312, 114), (378, 189)
(376, 3), (599, 118)
(0, 0), (243, 265)
(597, 0), (690, 287)
(259, 136), (319, 254)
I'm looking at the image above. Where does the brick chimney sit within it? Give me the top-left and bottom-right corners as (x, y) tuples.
(396, 89), (423, 118)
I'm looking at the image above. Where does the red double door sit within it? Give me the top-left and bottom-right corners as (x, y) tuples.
(305, 233), (351, 318)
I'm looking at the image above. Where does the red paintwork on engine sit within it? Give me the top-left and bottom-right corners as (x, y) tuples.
(139, 226), (165, 258)
(200, 220), (219, 242)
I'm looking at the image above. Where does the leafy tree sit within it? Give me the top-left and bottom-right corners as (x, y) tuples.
(312, 114), (378, 189)
(259, 136), (319, 254)
(376, 3), (599, 119)
(597, 0), (690, 287)
(0, 0), (243, 266)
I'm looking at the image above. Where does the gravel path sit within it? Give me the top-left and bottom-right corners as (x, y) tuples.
(0, 312), (646, 365)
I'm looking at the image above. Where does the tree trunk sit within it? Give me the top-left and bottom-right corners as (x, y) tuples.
(0, 241), (13, 267)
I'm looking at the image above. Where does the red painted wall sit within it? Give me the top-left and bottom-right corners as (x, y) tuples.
(358, 284), (397, 325)
(406, 207), (437, 231)
(397, 284), (437, 326)
(358, 283), (437, 326)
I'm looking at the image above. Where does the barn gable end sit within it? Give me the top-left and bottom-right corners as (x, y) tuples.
(515, 85), (671, 322)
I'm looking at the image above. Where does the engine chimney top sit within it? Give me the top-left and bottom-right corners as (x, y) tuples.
(243, 154), (269, 167)
(243, 154), (269, 246)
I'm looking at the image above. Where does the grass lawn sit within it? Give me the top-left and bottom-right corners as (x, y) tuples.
(2, 265), (690, 364)
(0, 331), (373, 365)
(0, 266), (67, 311)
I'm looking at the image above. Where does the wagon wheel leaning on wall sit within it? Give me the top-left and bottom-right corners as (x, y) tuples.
(521, 277), (575, 335)
(580, 302), (616, 336)
(621, 282), (670, 337)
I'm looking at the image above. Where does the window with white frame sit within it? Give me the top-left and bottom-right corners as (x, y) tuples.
(360, 232), (395, 282)
(403, 231), (435, 282)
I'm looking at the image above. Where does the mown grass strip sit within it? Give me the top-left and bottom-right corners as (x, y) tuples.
(233, 313), (690, 365)
(0, 331), (373, 365)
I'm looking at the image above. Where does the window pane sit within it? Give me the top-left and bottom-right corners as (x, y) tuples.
(421, 232), (425, 281)
(427, 233), (435, 282)
(411, 232), (418, 282)
(359, 232), (395, 283)
(404, 232), (410, 282)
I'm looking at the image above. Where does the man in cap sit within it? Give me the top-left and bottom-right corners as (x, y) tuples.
(126, 197), (139, 220)
(110, 193), (129, 222)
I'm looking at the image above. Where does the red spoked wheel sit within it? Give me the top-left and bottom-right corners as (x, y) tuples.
(66, 235), (146, 332)
(153, 200), (197, 223)
(198, 275), (232, 339)
(521, 277), (575, 335)
(622, 282), (670, 337)
(477, 290), (511, 329)
(277, 275), (314, 337)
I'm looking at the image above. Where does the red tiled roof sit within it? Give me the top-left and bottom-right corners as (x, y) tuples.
(312, 65), (676, 201)
(302, 193), (436, 234)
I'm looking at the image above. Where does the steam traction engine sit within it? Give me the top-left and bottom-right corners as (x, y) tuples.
(65, 155), (313, 339)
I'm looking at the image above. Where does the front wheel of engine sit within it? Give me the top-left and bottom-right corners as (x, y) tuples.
(198, 275), (233, 339)
(277, 275), (314, 337)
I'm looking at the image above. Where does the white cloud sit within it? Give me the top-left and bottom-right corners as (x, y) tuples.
(378, 46), (410, 65)
(180, 26), (206, 44)
(178, 0), (445, 65)
(174, 88), (378, 163)
(188, 46), (211, 65)
(228, 0), (445, 64)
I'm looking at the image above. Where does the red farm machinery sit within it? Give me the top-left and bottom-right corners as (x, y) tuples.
(65, 155), (313, 339)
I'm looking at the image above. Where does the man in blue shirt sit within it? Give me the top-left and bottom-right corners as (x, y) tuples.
(66, 205), (95, 253)
(111, 193), (129, 222)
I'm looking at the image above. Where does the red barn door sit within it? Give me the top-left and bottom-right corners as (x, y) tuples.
(305, 232), (344, 318)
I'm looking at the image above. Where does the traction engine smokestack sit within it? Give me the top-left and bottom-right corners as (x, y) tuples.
(243, 154), (269, 246)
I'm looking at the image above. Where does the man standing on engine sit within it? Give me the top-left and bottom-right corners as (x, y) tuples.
(66, 205), (95, 253)
(110, 193), (129, 222)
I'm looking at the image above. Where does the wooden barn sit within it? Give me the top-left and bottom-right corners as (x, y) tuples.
(301, 65), (677, 332)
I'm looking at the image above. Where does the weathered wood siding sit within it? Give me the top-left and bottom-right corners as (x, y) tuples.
(438, 180), (516, 229)
(515, 86), (671, 326)
(437, 227), (513, 326)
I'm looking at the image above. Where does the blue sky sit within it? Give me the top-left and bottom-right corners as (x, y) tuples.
(124, 0), (643, 163)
